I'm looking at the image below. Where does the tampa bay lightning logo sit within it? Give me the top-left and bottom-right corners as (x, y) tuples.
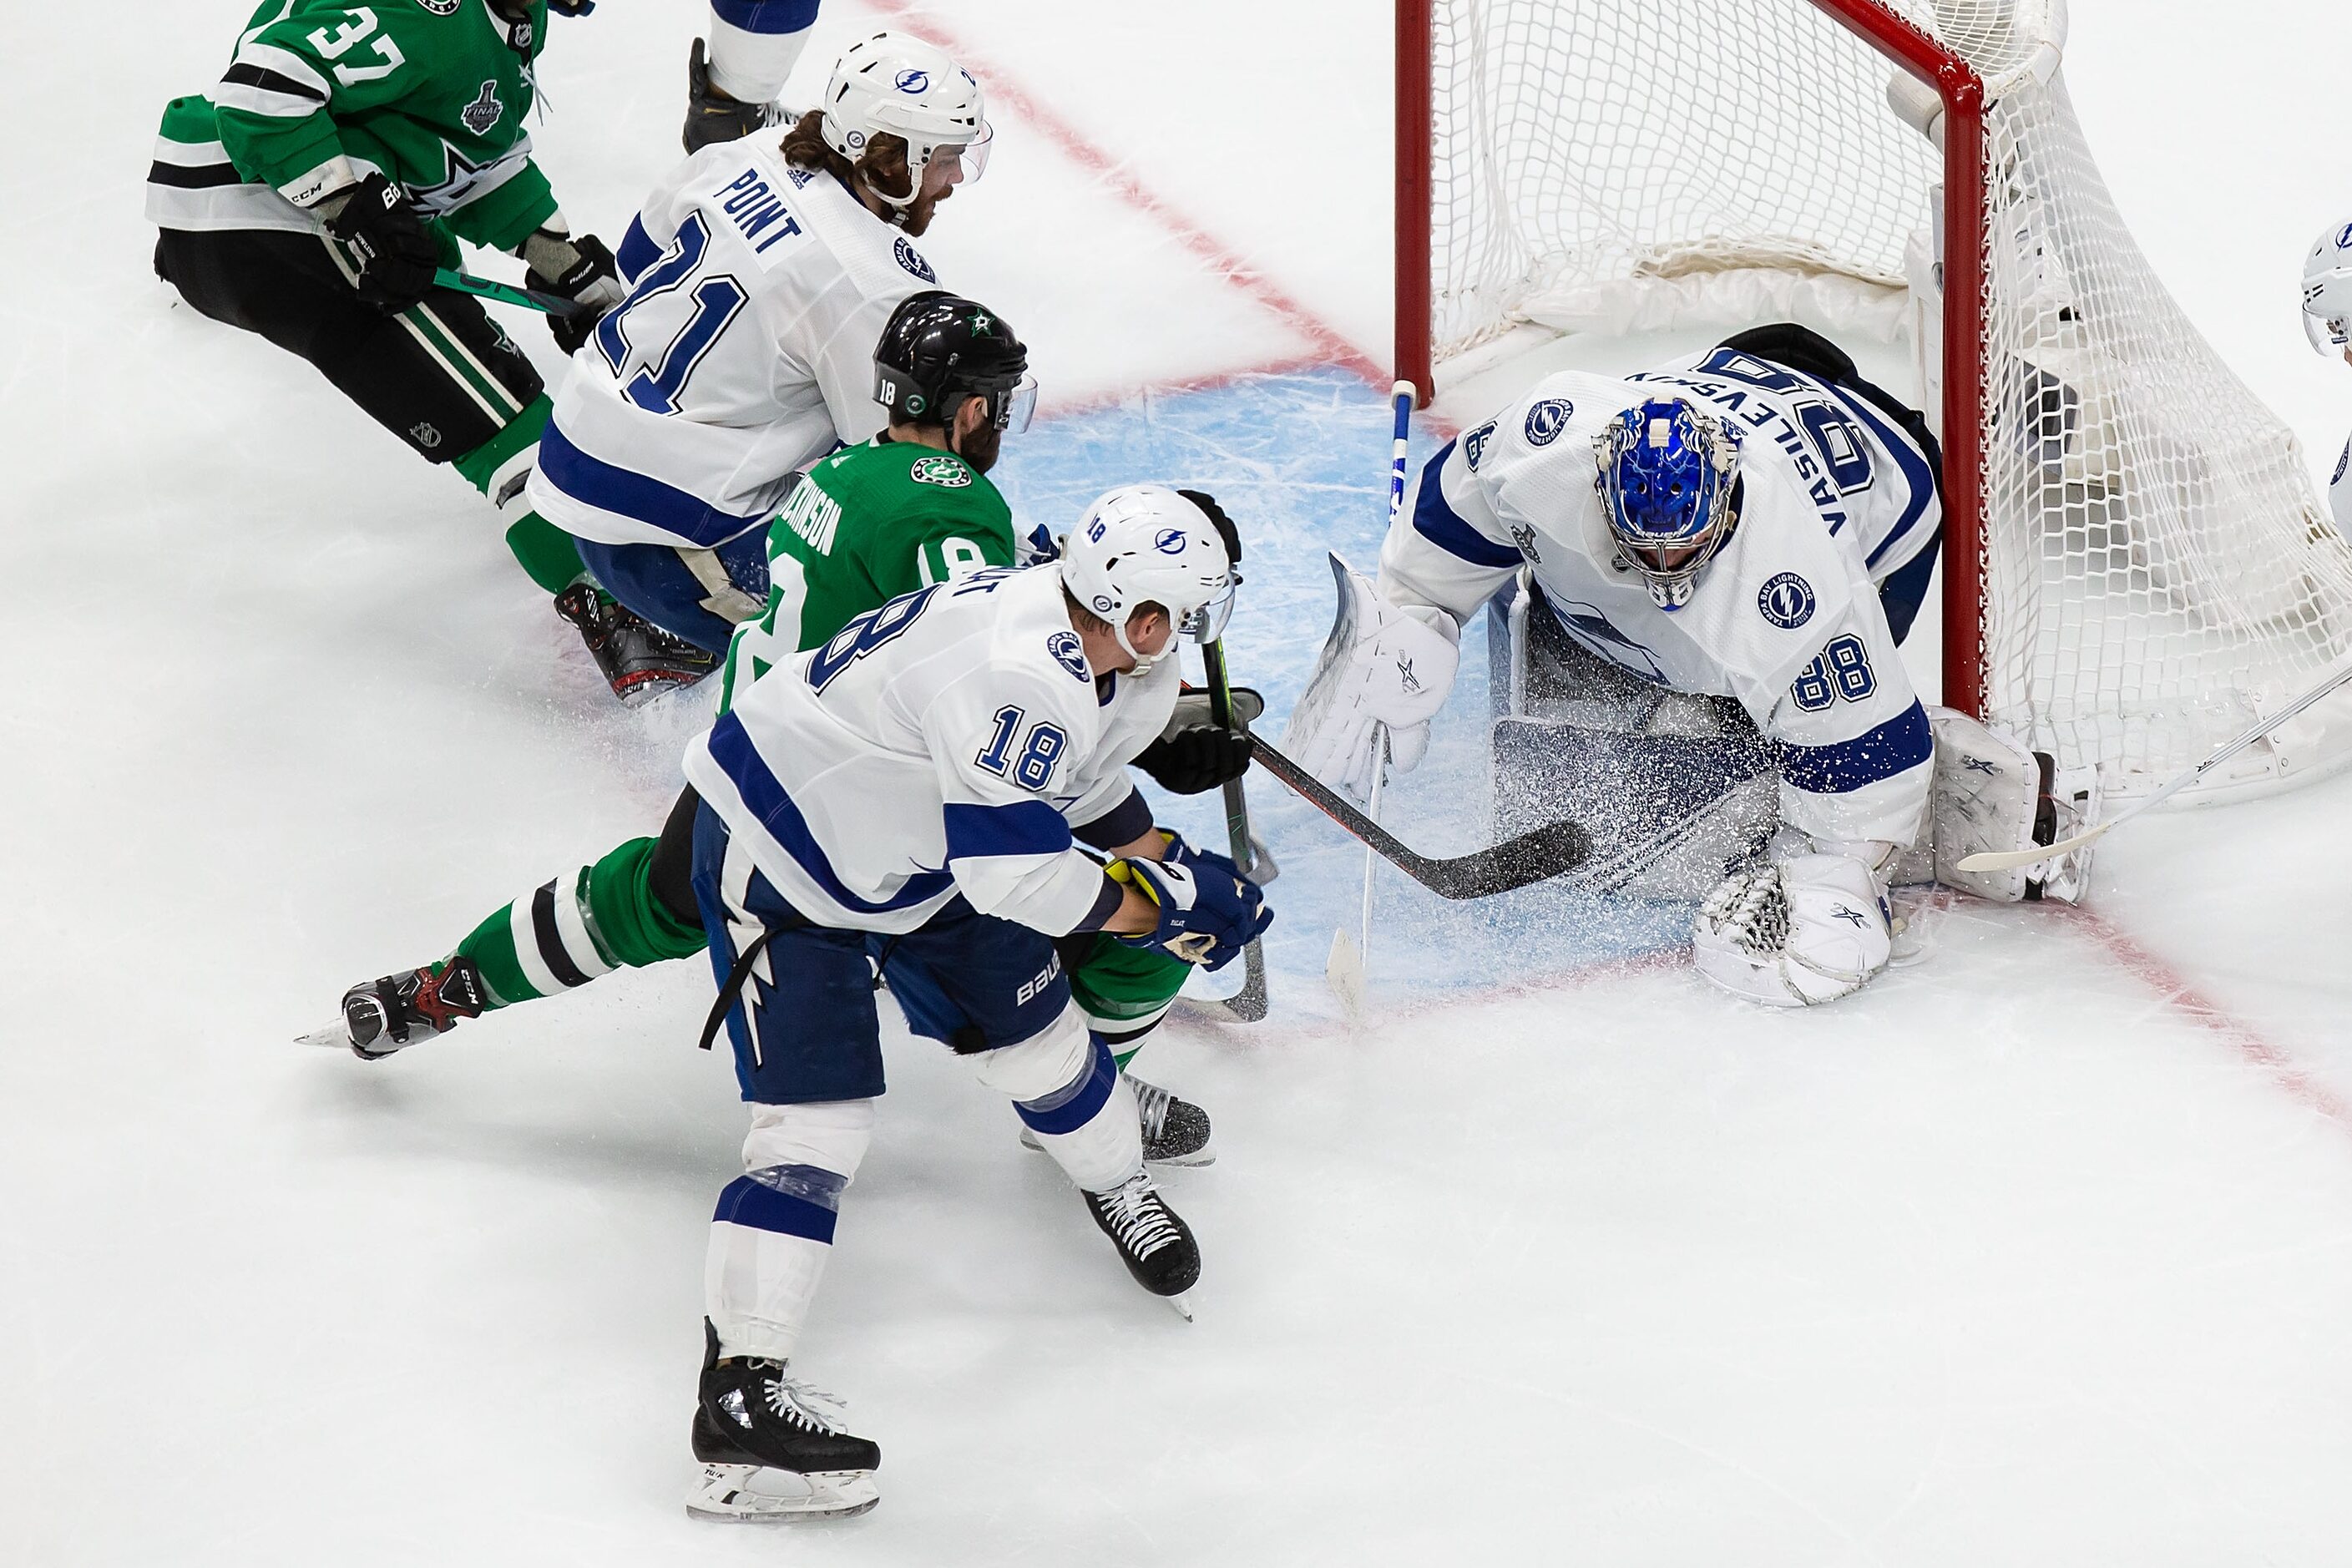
(1758, 572), (1817, 630)
(1046, 630), (1088, 681)
(1463, 419), (1497, 471)
(1523, 399), (1574, 448)
(2338, 221), (2352, 250)
(2336, 439), (2349, 486)
(895, 68), (932, 94)
(1153, 528), (1187, 554)
(893, 237), (936, 282)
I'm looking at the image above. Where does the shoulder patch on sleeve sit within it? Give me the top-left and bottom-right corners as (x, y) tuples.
(1523, 399), (1575, 447)
(417, 0), (461, 14)
(1045, 630), (1089, 682)
(1758, 572), (1818, 630)
(1463, 419), (1498, 471)
(909, 453), (972, 488)
(893, 236), (937, 282)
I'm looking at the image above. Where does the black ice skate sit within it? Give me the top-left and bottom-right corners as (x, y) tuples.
(1021, 1073), (1215, 1166)
(553, 584), (717, 705)
(1084, 1170), (1201, 1310)
(327, 959), (488, 1060)
(689, 1321), (880, 1523)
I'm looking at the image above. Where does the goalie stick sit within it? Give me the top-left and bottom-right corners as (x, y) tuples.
(1253, 737), (1594, 898)
(432, 267), (589, 320)
(1957, 657), (2352, 873)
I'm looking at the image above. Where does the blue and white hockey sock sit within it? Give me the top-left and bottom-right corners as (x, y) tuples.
(706, 1099), (873, 1362)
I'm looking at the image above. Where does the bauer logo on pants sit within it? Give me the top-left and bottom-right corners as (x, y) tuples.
(1757, 572), (1816, 630)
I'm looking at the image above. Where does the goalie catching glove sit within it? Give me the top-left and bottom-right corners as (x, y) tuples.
(1281, 554), (1461, 799)
(1692, 853), (1892, 1008)
(1107, 839), (1272, 972)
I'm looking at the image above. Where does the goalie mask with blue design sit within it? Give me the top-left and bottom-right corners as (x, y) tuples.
(1592, 397), (1742, 610)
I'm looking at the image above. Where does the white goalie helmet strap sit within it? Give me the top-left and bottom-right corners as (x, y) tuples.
(1058, 485), (1237, 675)
(819, 32), (988, 210)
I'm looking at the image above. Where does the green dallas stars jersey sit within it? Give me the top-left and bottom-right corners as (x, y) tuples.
(146, 0), (562, 253)
(716, 436), (1019, 712)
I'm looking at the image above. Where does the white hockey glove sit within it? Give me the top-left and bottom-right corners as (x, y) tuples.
(1692, 853), (1892, 1008)
(1279, 554), (1460, 799)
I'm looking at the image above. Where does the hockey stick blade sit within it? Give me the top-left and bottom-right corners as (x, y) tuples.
(1957, 657), (2352, 874)
(1252, 739), (1591, 898)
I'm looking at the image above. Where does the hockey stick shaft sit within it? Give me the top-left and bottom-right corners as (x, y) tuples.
(1955, 657), (2352, 873)
(432, 267), (589, 320)
(1202, 636), (1268, 1020)
(1358, 382), (1416, 953)
(1252, 737), (1592, 898)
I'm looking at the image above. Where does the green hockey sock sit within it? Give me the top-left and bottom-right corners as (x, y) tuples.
(453, 837), (708, 1009)
(453, 394), (589, 595)
(1071, 936), (1191, 1059)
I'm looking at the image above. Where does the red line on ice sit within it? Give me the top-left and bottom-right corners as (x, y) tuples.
(2064, 906), (2352, 1135)
(860, 0), (1388, 389)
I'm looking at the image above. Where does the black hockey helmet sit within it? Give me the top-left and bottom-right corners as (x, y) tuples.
(873, 291), (1034, 434)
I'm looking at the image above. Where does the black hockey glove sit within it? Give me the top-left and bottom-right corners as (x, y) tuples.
(685, 37), (787, 154)
(1135, 726), (1254, 795)
(323, 175), (438, 315)
(522, 230), (625, 356)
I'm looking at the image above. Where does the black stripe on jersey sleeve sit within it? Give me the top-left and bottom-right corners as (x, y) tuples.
(220, 63), (328, 103)
(146, 160), (245, 190)
(530, 881), (594, 990)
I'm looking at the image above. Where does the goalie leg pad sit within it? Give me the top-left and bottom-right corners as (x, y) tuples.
(1693, 854), (1892, 1007)
(1927, 706), (2098, 903)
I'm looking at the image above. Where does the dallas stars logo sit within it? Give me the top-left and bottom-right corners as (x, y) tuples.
(407, 139), (524, 215)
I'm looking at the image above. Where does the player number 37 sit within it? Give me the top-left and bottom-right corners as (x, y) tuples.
(1790, 633), (1877, 712)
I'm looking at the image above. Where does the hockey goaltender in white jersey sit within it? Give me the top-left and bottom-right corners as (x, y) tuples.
(1287, 325), (1995, 1008)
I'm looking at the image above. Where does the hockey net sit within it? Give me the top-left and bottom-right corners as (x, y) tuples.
(1399, 0), (2352, 799)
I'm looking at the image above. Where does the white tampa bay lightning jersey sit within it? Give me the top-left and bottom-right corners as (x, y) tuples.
(1381, 365), (1940, 847)
(681, 564), (1181, 937)
(529, 139), (942, 550)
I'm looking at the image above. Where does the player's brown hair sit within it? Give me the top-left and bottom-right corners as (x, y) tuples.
(780, 110), (924, 219)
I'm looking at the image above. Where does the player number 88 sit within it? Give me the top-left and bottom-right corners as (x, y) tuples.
(1790, 634), (1877, 712)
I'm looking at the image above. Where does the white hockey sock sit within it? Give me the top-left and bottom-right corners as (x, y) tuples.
(706, 7), (815, 104)
(706, 1100), (873, 1362)
(968, 1010), (1145, 1194)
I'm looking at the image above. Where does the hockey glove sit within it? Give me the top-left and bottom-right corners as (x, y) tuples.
(1135, 726), (1253, 795)
(322, 175), (438, 315)
(1107, 850), (1271, 972)
(1280, 554), (1460, 799)
(1692, 854), (1890, 1007)
(520, 229), (626, 356)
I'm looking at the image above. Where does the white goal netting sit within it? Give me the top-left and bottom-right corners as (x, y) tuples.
(1425, 0), (2352, 797)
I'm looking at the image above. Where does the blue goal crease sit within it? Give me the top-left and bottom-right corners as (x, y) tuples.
(992, 367), (1695, 1013)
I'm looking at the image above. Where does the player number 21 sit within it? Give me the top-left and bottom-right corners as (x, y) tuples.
(1790, 634), (1876, 711)
(976, 706), (1069, 791)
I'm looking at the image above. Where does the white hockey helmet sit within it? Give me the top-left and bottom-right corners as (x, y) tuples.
(2302, 215), (2352, 354)
(819, 33), (992, 210)
(1059, 485), (1237, 675)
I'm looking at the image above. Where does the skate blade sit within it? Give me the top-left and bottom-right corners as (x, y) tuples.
(1165, 1292), (1194, 1323)
(686, 1463), (878, 1523)
(294, 1023), (351, 1050)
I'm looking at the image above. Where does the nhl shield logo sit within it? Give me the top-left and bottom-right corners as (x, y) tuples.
(1757, 572), (1817, 629)
(462, 81), (503, 135)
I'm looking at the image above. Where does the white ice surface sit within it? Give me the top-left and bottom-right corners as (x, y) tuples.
(7, 2), (2352, 1563)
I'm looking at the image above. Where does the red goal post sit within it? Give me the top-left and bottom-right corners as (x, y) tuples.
(1394, 0), (2352, 801)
